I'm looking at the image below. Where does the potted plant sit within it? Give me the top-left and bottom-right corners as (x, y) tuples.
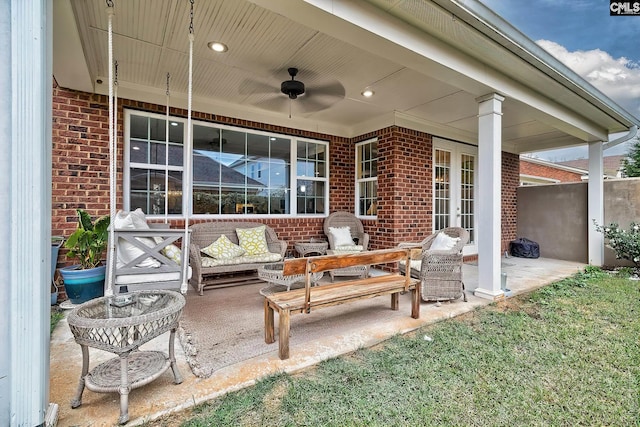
(60, 209), (110, 304)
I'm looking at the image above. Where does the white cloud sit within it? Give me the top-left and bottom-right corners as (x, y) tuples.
(537, 40), (640, 118)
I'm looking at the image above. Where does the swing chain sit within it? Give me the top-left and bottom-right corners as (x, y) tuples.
(166, 73), (170, 96)
(114, 60), (119, 86)
(106, 0), (113, 8)
(189, 0), (194, 34)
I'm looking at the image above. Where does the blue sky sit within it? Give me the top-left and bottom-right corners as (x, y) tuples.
(481, 0), (640, 161)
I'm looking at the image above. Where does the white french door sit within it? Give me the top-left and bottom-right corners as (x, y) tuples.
(433, 138), (477, 255)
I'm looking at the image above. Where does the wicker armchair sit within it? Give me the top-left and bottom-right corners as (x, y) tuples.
(323, 211), (370, 281)
(323, 211), (370, 251)
(398, 227), (469, 302)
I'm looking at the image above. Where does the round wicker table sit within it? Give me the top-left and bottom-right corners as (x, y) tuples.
(67, 290), (185, 424)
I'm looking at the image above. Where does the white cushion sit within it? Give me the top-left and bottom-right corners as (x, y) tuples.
(329, 226), (354, 247)
(334, 244), (364, 252)
(201, 252), (282, 267)
(114, 209), (161, 268)
(115, 266), (192, 285)
(430, 232), (460, 251)
(201, 235), (246, 259)
(236, 226), (270, 255)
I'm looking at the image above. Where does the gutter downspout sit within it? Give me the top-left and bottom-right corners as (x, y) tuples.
(603, 125), (638, 151)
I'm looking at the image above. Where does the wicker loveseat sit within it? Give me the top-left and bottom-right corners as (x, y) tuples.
(189, 222), (287, 295)
(398, 227), (469, 302)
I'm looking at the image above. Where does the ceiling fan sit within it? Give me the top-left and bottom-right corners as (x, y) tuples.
(281, 67), (305, 99)
(241, 67), (345, 117)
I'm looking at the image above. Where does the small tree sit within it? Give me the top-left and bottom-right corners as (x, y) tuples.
(622, 139), (640, 177)
(593, 220), (640, 268)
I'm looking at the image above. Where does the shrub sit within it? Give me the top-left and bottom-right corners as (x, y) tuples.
(593, 220), (640, 267)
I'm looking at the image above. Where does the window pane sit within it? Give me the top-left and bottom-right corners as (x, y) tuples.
(356, 140), (378, 216)
(434, 149), (451, 230)
(129, 168), (182, 215)
(296, 180), (325, 214)
(297, 141), (326, 178)
(193, 187), (220, 215)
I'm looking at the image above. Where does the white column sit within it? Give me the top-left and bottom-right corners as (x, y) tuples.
(1, 1), (52, 425)
(474, 94), (505, 300)
(588, 141), (604, 265)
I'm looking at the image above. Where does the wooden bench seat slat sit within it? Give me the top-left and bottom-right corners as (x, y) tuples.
(267, 275), (412, 308)
(265, 249), (421, 359)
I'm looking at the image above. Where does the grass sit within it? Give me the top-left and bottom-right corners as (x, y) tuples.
(150, 267), (640, 426)
(50, 307), (65, 334)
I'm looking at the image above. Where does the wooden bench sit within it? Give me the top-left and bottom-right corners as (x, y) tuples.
(264, 248), (421, 359)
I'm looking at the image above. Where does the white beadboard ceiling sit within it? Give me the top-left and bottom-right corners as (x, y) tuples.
(52, 0), (637, 151)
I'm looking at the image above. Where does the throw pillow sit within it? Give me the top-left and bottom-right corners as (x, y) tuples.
(162, 244), (182, 265)
(201, 235), (246, 259)
(113, 209), (160, 268)
(236, 225), (270, 255)
(430, 232), (460, 251)
(329, 226), (354, 247)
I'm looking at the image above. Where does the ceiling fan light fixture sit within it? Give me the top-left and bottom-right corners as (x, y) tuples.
(207, 41), (228, 53)
(361, 89), (375, 97)
(281, 67), (305, 99)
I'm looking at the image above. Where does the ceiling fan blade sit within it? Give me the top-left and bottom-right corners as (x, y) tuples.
(254, 96), (289, 112)
(307, 81), (345, 99)
(239, 79), (279, 96)
(297, 97), (335, 113)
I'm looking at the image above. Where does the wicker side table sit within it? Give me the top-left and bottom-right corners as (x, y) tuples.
(294, 240), (328, 257)
(258, 262), (323, 296)
(67, 290), (185, 424)
(326, 249), (369, 281)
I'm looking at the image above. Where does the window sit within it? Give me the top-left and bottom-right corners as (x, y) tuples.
(355, 139), (378, 217)
(124, 110), (328, 217)
(127, 113), (184, 215)
(296, 140), (328, 214)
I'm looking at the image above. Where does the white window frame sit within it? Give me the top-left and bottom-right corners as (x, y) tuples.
(124, 109), (329, 218)
(123, 110), (187, 218)
(355, 138), (378, 219)
(295, 138), (330, 216)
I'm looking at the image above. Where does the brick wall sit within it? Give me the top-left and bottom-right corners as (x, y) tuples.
(502, 152), (519, 252)
(52, 83), (518, 276)
(373, 127), (432, 250)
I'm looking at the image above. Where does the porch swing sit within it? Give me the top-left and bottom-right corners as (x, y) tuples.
(104, 0), (194, 296)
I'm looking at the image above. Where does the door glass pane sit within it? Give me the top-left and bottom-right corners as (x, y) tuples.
(460, 154), (475, 243)
(434, 149), (451, 230)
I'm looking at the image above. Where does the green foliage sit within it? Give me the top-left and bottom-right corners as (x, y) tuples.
(622, 140), (640, 177)
(593, 220), (640, 267)
(50, 308), (64, 334)
(64, 209), (110, 269)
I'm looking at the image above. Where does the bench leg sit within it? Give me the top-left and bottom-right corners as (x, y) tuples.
(264, 298), (275, 344)
(278, 309), (291, 360)
(390, 292), (399, 310)
(411, 286), (420, 319)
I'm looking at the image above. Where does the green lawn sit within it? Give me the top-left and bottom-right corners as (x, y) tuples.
(153, 267), (640, 426)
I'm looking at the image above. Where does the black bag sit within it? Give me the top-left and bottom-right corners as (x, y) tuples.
(510, 237), (540, 258)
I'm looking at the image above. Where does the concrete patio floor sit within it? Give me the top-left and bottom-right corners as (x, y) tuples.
(49, 256), (585, 426)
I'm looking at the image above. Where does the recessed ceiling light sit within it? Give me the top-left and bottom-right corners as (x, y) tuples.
(361, 89), (374, 98)
(207, 41), (228, 53)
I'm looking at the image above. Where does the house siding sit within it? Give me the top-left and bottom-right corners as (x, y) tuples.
(51, 82), (518, 296)
(520, 160), (583, 182)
